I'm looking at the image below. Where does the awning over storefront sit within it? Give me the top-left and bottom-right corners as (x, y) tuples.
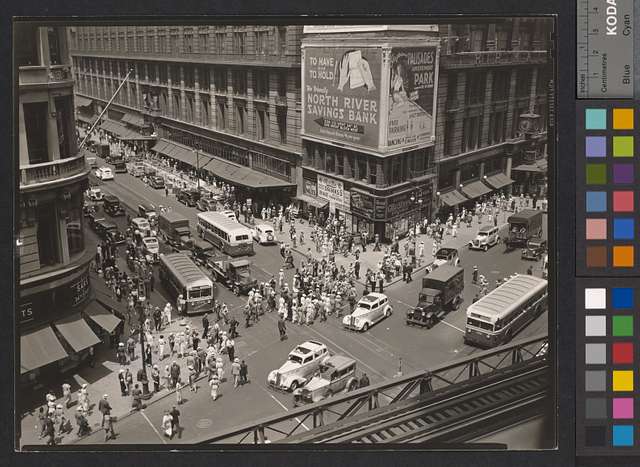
(76, 114), (95, 125)
(461, 180), (493, 199)
(512, 163), (543, 173)
(121, 113), (146, 128)
(84, 301), (122, 333)
(484, 172), (514, 190)
(296, 193), (329, 209)
(54, 314), (101, 353)
(536, 159), (548, 172)
(153, 139), (295, 189)
(100, 119), (155, 141)
(74, 95), (93, 107)
(439, 189), (467, 207)
(21, 325), (69, 374)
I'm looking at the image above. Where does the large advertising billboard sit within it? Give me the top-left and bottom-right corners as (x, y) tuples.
(303, 46), (383, 150)
(386, 46), (438, 150)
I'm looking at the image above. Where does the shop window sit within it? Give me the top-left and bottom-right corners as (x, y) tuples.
(257, 109), (267, 140)
(55, 96), (74, 158)
(276, 107), (287, 143)
(48, 27), (62, 65)
(461, 162), (480, 182)
(217, 100), (226, 130)
(23, 102), (49, 164)
(37, 203), (60, 266)
(67, 194), (84, 256)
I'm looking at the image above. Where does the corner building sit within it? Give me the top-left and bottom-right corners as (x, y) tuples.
(69, 25), (304, 209)
(301, 21), (553, 241)
(16, 25), (100, 386)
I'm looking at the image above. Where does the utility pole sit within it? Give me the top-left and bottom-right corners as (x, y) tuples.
(79, 68), (134, 150)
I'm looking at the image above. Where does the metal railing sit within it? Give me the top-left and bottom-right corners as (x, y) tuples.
(19, 65), (73, 86)
(20, 154), (88, 187)
(442, 50), (548, 68)
(197, 333), (549, 444)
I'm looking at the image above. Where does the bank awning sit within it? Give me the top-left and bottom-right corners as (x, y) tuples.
(84, 301), (122, 333)
(21, 325), (69, 374)
(54, 314), (101, 353)
(484, 172), (514, 190)
(439, 190), (467, 207)
(152, 139), (198, 166)
(296, 193), (329, 209)
(461, 180), (493, 199)
(512, 163), (543, 173)
(75, 95), (93, 107)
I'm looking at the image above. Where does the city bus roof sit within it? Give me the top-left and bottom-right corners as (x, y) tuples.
(466, 274), (547, 324)
(160, 252), (213, 289)
(197, 211), (251, 235)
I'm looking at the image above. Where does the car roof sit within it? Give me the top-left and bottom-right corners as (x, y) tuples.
(103, 194), (118, 201)
(132, 217), (148, 223)
(324, 355), (356, 369)
(478, 225), (496, 232)
(297, 340), (326, 352)
(143, 236), (157, 242)
(360, 292), (385, 302)
(436, 247), (457, 253)
(256, 224), (272, 229)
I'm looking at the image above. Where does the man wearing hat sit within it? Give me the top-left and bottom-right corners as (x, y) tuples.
(118, 368), (128, 396)
(472, 265), (479, 284)
(98, 394), (112, 428)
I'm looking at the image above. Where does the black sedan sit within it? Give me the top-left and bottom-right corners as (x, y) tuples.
(148, 176), (165, 189)
(521, 239), (547, 260)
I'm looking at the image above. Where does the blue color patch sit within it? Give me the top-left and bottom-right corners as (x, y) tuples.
(586, 191), (607, 212)
(613, 218), (635, 240)
(613, 425), (634, 447)
(612, 288), (634, 309)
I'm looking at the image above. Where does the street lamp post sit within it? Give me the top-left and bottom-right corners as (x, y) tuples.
(410, 191), (423, 262)
(193, 144), (201, 193)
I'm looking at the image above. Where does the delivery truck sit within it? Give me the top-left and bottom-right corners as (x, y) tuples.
(158, 211), (192, 249)
(505, 209), (543, 249)
(406, 265), (464, 328)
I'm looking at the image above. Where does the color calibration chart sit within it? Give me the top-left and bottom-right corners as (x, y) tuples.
(576, 100), (639, 455)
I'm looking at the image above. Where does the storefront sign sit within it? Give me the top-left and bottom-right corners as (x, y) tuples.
(374, 198), (387, 220)
(386, 192), (415, 219)
(350, 190), (374, 218)
(317, 175), (344, 205)
(303, 46), (383, 150)
(69, 272), (91, 307)
(303, 179), (317, 197)
(19, 302), (34, 324)
(387, 46), (439, 150)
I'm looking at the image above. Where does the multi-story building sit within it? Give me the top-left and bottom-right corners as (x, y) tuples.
(69, 25), (304, 209)
(300, 21), (552, 241)
(16, 24), (104, 386)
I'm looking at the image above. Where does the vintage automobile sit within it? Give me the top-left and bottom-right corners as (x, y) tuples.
(430, 247), (461, 270)
(129, 163), (145, 177)
(189, 239), (215, 266)
(85, 187), (103, 202)
(142, 236), (160, 262)
(138, 203), (158, 226)
(176, 188), (201, 207)
(252, 224), (277, 245)
(219, 209), (237, 222)
(88, 212), (104, 231)
(148, 176), (165, 189)
(196, 197), (217, 212)
(103, 194), (125, 217)
(469, 225), (500, 251)
(267, 341), (330, 391)
(130, 217), (152, 236)
(292, 355), (359, 406)
(342, 292), (393, 332)
(95, 167), (114, 181)
(207, 255), (258, 295)
(83, 202), (98, 217)
(522, 239), (548, 260)
(94, 220), (126, 245)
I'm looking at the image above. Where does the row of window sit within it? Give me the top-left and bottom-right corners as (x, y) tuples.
(447, 21), (546, 54)
(74, 58), (292, 98)
(305, 142), (435, 187)
(71, 26), (292, 56)
(198, 219), (249, 243)
(16, 25), (65, 67)
(22, 96), (75, 165)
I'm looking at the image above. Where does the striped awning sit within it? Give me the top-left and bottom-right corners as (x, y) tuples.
(484, 172), (514, 190)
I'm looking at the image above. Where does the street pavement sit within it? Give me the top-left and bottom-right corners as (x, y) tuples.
(22, 152), (549, 446)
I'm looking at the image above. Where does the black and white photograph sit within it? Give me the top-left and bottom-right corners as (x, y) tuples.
(15, 19), (555, 449)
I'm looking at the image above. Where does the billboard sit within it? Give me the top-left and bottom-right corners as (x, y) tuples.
(303, 46), (383, 150)
(317, 174), (345, 206)
(386, 46), (438, 150)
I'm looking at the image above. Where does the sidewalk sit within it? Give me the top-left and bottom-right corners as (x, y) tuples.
(20, 261), (219, 447)
(243, 211), (515, 288)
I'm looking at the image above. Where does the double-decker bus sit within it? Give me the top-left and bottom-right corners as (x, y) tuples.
(158, 253), (214, 315)
(196, 211), (254, 257)
(464, 274), (548, 348)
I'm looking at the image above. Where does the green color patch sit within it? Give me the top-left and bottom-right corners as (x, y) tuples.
(613, 316), (634, 337)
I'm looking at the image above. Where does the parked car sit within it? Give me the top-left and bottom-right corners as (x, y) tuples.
(343, 292), (393, 332)
(522, 239), (548, 260)
(103, 195), (125, 217)
(176, 188), (201, 207)
(219, 209), (237, 222)
(142, 236), (160, 261)
(430, 247), (461, 270)
(95, 167), (114, 180)
(94, 220), (125, 244)
(267, 341), (330, 391)
(148, 176), (165, 189)
(88, 212), (103, 231)
(138, 203), (158, 226)
(196, 197), (217, 212)
(469, 225), (500, 251)
(85, 187), (103, 202)
(130, 163), (145, 177)
(130, 217), (151, 235)
(252, 224), (277, 245)
(293, 355), (359, 406)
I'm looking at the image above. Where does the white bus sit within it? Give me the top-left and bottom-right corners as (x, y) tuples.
(196, 211), (254, 257)
(159, 253), (214, 315)
(464, 274), (548, 348)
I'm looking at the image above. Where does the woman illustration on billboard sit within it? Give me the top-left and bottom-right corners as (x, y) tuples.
(390, 55), (412, 108)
